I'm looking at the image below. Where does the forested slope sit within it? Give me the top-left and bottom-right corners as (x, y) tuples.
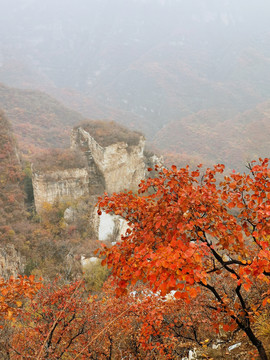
(0, 83), (84, 154)
(0, 111), (26, 243)
(154, 101), (270, 170)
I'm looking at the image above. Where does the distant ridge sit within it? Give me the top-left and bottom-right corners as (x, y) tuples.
(0, 83), (84, 155)
(154, 102), (270, 171)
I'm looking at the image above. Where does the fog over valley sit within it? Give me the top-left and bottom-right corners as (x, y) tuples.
(1, 0), (270, 168)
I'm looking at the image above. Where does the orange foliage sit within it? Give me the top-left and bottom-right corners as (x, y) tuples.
(0, 275), (42, 324)
(10, 279), (215, 359)
(98, 158), (270, 359)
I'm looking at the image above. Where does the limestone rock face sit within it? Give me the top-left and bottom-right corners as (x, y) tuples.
(97, 211), (129, 242)
(71, 127), (146, 194)
(32, 125), (147, 214)
(32, 122), (162, 242)
(32, 168), (89, 213)
(0, 244), (24, 279)
(146, 154), (164, 170)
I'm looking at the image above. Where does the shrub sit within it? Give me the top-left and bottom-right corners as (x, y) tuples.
(32, 148), (87, 173)
(76, 120), (143, 147)
(83, 258), (110, 292)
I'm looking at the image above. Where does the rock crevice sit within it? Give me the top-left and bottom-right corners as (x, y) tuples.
(32, 122), (162, 241)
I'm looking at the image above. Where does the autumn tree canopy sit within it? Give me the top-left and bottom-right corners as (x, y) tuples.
(98, 158), (270, 360)
(11, 279), (194, 359)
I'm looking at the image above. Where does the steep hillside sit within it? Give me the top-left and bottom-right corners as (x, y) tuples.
(0, 83), (84, 155)
(0, 110), (25, 242)
(49, 88), (147, 136)
(0, 111), (97, 280)
(154, 102), (270, 170)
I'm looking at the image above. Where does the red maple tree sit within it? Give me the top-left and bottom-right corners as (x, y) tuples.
(11, 279), (192, 359)
(0, 275), (42, 322)
(98, 158), (270, 359)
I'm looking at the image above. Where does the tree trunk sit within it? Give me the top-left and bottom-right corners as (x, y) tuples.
(244, 326), (268, 360)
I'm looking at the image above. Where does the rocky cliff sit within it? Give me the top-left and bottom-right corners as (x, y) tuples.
(0, 244), (24, 279)
(32, 121), (162, 241)
(32, 121), (155, 211)
(71, 124), (146, 194)
(32, 168), (90, 214)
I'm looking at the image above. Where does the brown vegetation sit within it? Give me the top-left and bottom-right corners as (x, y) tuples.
(32, 149), (87, 173)
(76, 120), (143, 147)
(0, 83), (84, 155)
(0, 110), (26, 244)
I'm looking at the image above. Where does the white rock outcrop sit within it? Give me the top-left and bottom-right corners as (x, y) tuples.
(0, 244), (24, 279)
(32, 168), (89, 213)
(97, 211), (129, 242)
(71, 126), (146, 193)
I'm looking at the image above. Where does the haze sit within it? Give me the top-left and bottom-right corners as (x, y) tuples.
(1, 0), (270, 169)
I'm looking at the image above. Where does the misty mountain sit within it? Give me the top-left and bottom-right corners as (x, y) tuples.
(0, 83), (84, 154)
(0, 0), (270, 167)
(154, 100), (270, 170)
